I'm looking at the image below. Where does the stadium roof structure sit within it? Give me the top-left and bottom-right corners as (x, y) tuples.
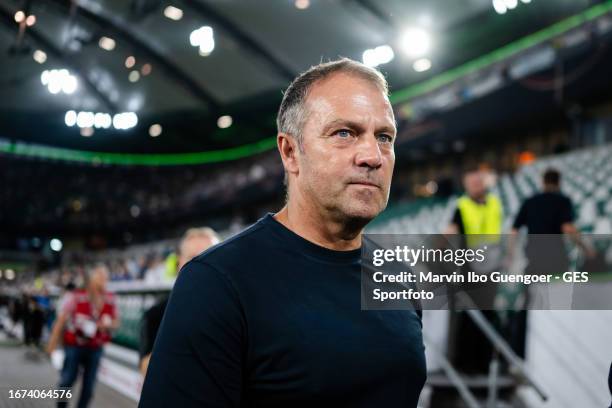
(1, 0), (611, 164)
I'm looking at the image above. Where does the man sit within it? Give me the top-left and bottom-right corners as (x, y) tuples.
(46, 264), (120, 408)
(444, 168), (504, 373)
(447, 168), (503, 237)
(139, 227), (220, 376)
(508, 168), (594, 354)
(140, 59), (426, 407)
(512, 168), (592, 247)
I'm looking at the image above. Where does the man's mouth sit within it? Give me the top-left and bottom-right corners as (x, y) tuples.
(348, 180), (380, 188)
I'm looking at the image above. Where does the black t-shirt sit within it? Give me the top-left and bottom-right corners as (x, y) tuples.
(139, 296), (168, 359)
(513, 191), (574, 234)
(139, 214), (426, 408)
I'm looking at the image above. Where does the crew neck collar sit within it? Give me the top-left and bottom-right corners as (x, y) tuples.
(260, 213), (362, 264)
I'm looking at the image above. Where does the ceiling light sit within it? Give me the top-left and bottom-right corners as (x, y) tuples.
(400, 28), (431, 58)
(65, 111), (77, 127)
(33, 49), (47, 64)
(76, 111), (95, 128)
(125, 56), (136, 68)
(149, 124), (162, 137)
(362, 45), (394, 67)
(492, 0), (507, 14)
(14, 11), (25, 23)
(113, 112), (138, 130)
(25, 14), (36, 26)
(504, 0), (518, 9)
(98, 36), (116, 51)
(217, 115), (232, 129)
(129, 70), (140, 82)
(164, 5), (183, 21)
(141, 63), (152, 76)
(190, 26), (215, 56)
(42, 69), (78, 94)
(61, 75), (78, 94)
(94, 113), (112, 129)
(295, 0), (310, 10)
(80, 127), (94, 137)
(50, 238), (63, 252)
(413, 58), (432, 72)
(5, 269), (15, 280)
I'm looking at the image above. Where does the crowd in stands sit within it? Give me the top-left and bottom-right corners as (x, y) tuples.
(0, 151), (285, 236)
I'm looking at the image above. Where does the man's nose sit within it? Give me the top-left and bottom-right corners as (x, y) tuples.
(354, 133), (383, 169)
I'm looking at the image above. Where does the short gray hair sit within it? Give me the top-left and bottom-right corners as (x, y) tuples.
(276, 58), (389, 149)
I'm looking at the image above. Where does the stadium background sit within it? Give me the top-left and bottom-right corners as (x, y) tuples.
(1, 0), (612, 407)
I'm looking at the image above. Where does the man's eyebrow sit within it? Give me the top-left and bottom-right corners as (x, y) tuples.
(321, 119), (362, 134)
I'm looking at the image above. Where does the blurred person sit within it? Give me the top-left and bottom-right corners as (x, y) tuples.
(510, 168), (594, 255)
(445, 168), (504, 374)
(46, 264), (119, 408)
(139, 227), (219, 376)
(8, 294), (24, 338)
(446, 168), (503, 237)
(140, 58), (426, 407)
(507, 168), (595, 356)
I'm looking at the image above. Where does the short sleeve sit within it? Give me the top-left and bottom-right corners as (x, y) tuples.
(560, 196), (574, 224)
(139, 260), (246, 408)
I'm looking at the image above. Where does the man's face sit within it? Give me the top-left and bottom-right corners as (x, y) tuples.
(464, 171), (486, 200)
(179, 236), (216, 270)
(90, 267), (108, 291)
(293, 73), (396, 223)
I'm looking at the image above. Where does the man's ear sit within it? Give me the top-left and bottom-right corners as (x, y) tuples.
(277, 132), (300, 177)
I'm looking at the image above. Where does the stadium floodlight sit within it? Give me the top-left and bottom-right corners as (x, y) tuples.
(400, 28), (431, 58)
(504, 0), (518, 9)
(190, 26), (215, 56)
(113, 112), (138, 130)
(94, 113), (112, 129)
(77, 111), (95, 128)
(362, 45), (394, 67)
(413, 58), (432, 72)
(65, 110), (77, 127)
(41, 69), (78, 94)
(129, 70), (140, 83)
(149, 124), (162, 137)
(25, 14), (36, 26)
(50, 238), (63, 252)
(164, 5), (183, 21)
(492, 0), (507, 14)
(125, 56), (136, 68)
(14, 10), (25, 23)
(217, 115), (233, 129)
(5, 269), (15, 280)
(33, 50), (47, 64)
(98, 36), (116, 51)
(295, 0), (310, 10)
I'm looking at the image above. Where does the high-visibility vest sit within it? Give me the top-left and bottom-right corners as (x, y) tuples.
(457, 193), (503, 247)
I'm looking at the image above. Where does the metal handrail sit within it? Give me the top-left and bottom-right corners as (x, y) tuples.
(457, 292), (549, 402)
(423, 331), (482, 408)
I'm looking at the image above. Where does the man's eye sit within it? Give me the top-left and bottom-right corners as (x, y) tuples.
(334, 129), (352, 138)
(377, 134), (393, 143)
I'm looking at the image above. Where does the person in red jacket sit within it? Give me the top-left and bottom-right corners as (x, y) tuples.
(47, 264), (120, 408)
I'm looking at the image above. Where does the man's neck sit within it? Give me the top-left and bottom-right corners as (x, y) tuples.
(274, 202), (364, 251)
